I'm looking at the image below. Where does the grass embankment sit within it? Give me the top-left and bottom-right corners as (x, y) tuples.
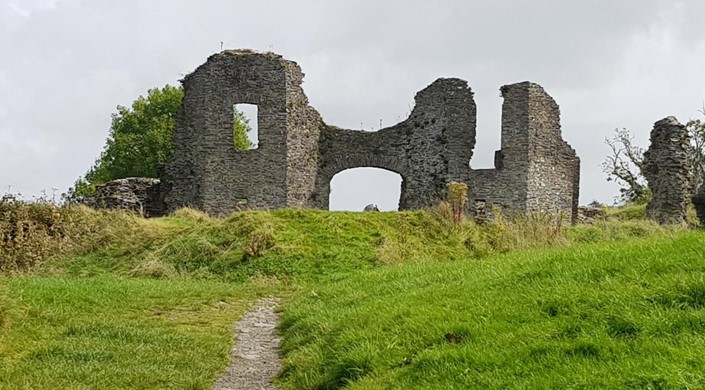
(40, 207), (681, 281)
(278, 232), (705, 389)
(0, 201), (701, 388)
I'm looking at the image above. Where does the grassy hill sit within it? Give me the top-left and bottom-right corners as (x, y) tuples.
(1, 202), (703, 388)
(279, 232), (705, 389)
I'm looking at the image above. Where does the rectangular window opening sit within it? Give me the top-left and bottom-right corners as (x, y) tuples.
(233, 104), (258, 150)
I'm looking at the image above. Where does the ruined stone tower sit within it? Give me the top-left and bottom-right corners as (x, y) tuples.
(162, 50), (580, 220)
(643, 117), (692, 225)
(467, 83), (580, 220)
(162, 50), (325, 214)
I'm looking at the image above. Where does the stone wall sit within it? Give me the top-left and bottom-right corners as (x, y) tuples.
(161, 50), (580, 220)
(466, 83), (580, 222)
(313, 78), (476, 210)
(162, 50), (313, 215)
(82, 177), (164, 217)
(643, 117), (692, 225)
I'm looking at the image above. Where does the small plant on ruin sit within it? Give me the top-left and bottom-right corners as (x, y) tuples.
(447, 182), (468, 224)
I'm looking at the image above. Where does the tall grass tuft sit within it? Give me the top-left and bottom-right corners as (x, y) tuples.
(446, 181), (468, 224)
(243, 223), (276, 259)
(489, 210), (569, 252)
(172, 207), (210, 222)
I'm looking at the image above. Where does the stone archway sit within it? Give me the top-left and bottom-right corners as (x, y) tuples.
(329, 167), (403, 211)
(161, 50), (579, 222)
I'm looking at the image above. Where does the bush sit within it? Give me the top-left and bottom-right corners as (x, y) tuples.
(0, 198), (139, 271)
(446, 182), (468, 224)
(607, 203), (646, 221)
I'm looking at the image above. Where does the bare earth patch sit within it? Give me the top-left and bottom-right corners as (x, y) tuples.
(214, 297), (281, 390)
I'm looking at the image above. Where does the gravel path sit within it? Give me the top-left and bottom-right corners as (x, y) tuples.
(213, 297), (282, 390)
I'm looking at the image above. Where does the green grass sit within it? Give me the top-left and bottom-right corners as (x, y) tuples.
(278, 231), (705, 389)
(0, 275), (274, 389)
(605, 202), (647, 221)
(54, 208), (681, 283)
(1, 206), (701, 389)
(56, 209), (490, 282)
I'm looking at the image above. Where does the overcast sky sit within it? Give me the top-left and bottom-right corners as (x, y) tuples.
(2, 0), (705, 210)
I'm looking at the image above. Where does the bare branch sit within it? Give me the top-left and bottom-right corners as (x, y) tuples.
(602, 128), (649, 204)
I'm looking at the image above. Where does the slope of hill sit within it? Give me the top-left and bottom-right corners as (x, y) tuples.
(1, 203), (702, 388)
(278, 231), (705, 389)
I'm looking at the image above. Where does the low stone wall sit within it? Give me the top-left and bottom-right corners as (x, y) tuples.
(81, 178), (165, 217)
(577, 206), (606, 223)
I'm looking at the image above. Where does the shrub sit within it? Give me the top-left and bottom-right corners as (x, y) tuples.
(0, 198), (139, 271)
(446, 182), (468, 224)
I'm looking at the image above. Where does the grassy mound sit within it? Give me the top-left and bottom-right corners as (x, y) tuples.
(32, 206), (680, 282)
(277, 232), (705, 389)
(2, 202), (700, 388)
(59, 209), (484, 281)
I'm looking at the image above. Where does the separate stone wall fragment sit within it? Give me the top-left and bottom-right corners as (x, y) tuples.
(81, 177), (164, 217)
(643, 116), (692, 225)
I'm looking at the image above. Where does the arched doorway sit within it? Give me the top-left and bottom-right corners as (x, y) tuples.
(329, 167), (402, 211)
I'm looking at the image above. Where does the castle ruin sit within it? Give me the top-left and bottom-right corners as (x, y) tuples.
(160, 50), (581, 220)
(644, 117), (693, 225)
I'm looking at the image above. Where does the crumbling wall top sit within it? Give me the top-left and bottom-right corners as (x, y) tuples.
(159, 50), (580, 219)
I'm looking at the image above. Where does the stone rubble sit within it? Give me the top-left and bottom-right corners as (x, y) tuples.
(81, 177), (164, 217)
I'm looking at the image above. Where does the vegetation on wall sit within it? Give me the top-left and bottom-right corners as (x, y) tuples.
(72, 85), (254, 197)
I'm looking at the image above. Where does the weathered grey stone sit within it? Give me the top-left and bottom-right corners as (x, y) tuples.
(161, 50), (581, 221)
(643, 116), (692, 225)
(363, 204), (380, 212)
(82, 177), (164, 217)
(467, 82), (580, 223)
(577, 206), (606, 223)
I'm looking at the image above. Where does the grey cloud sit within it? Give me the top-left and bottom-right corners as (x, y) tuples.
(2, 0), (705, 208)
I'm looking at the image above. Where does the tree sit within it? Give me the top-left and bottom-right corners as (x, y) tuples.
(73, 85), (253, 196)
(602, 128), (650, 204)
(603, 114), (705, 204)
(233, 108), (255, 151)
(687, 112), (705, 191)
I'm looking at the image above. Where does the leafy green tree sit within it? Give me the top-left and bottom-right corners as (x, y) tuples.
(73, 85), (253, 196)
(233, 108), (255, 150)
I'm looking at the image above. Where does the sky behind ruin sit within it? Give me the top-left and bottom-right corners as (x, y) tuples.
(2, 0), (705, 210)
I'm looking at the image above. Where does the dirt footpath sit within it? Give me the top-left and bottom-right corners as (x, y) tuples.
(213, 297), (281, 390)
